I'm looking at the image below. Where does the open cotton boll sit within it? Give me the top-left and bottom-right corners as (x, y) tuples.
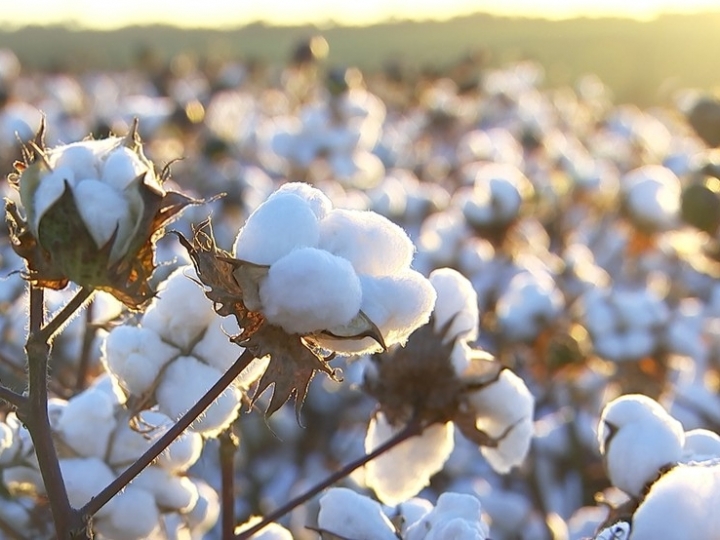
(406, 493), (489, 540)
(429, 268), (479, 344)
(631, 463), (720, 540)
(318, 208), (414, 276)
(236, 517), (293, 540)
(155, 355), (241, 436)
(468, 369), (535, 440)
(102, 325), (181, 396)
(365, 413), (454, 506)
(598, 394), (684, 497)
(496, 272), (564, 342)
(73, 179), (132, 252)
(272, 182), (333, 220)
(156, 428), (203, 473)
(185, 479), (220, 535)
(681, 429), (720, 462)
(60, 457), (116, 517)
(480, 416), (535, 474)
(56, 387), (117, 459)
(132, 466), (199, 512)
(49, 141), (102, 180)
(234, 192), (321, 265)
(622, 165), (681, 231)
(259, 247), (362, 335)
(141, 266), (217, 351)
(94, 486), (160, 540)
(100, 145), (148, 191)
(396, 498), (434, 535)
(191, 315), (243, 372)
(317, 487), (398, 540)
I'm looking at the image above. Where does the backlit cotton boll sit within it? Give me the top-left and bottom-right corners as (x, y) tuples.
(55, 387), (117, 459)
(317, 487), (398, 540)
(405, 492), (490, 540)
(93, 486), (160, 540)
(621, 165), (681, 232)
(429, 267), (479, 344)
(364, 413), (454, 506)
(259, 247), (362, 335)
(598, 394), (684, 497)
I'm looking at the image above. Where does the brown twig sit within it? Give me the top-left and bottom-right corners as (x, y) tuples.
(220, 428), (240, 539)
(234, 416), (424, 540)
(79, 348), (257, 521)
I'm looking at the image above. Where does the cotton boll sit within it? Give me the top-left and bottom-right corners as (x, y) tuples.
(598, 394), (684, 497)
(155, 355), (241, 436)
(234, 192), (321, 265)
(156, 429), (203, 473)
(317, 487), (397, 540)
(682, 429), (720, 462)
(259, 247), (362, 334)
(102, 325), (180, 395)
(60, 457), (116, 517)
(108, 410), (175, 466)
(72, 179), (132, 253)
(496, 272), (564, 342)
(273, 182), (333, 220)
(622, 165), (681, 231)
(396, 498), (433, 535)
(429, 267), (479, 344)
(318, 208), (414, 276)
(185, 479), (220, 535)
(191, 315), (242, 372)
(89, 373), (127, 407)
(50, 142), (100, 180)
(631, 463), (720, 540)
(101, 146), (148, 191)
(365, 413), (454, 506)
(236, 517), (293, 540)
(132, 466), (199, 512)
(480, 416), (535, 474)
(405, 492), (489, 540)
(141, 266), (218, 351)
(94, 486), (160, 540)
(56, 387), (117, 458)
(3, 466), (44, 495)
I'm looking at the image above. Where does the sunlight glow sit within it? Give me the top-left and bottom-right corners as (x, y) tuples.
(4, 0), (720, 29)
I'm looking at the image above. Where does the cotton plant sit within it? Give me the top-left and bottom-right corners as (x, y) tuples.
(179, 181), (436, 416)
(362, 268), (534, 505)
(593, 394), (720, 539)
(315, 487), (490, 540)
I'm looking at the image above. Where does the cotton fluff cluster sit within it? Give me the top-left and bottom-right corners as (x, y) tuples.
(577, 284), (669, 362)
(29, 136), (160, 263)
(317, 487), (489, 540)
(596, 394), (720, 539)
(103, 265), (264, 435)
(0, 378), (219, 540)
(620, 165), (682, 233)
(363, 269), (534, 506)
(233, 182), (435, 354)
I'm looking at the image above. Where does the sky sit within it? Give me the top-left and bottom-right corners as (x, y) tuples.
(3, 0), (720, 29)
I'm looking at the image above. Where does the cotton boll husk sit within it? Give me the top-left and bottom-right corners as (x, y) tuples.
(94, 486), (160, 540)
(191, 315), (242, 372)
(100, 145), (148, 191)
(365, 413), (454, 506)
(132, 466), (199, 512)
(31, 165), (75, 232)
(631, 463), (720, 540)
(429, 267), (479, 344)
(56, 387), (117, 458)
(236, 517), (293, 539)
(184, 479), (220, 534)
(233, 192), (321, 265)
(259, 247), (362, 334)
(155, 355), (241, 436)
(102, 325), (180, 396)
(405, 492), (489, 540)
(141, 266), (217, 351)
(317, 487), (397, 540)
(318, 208), (414, 276)
(60, 457), (116, 517)
(598, 394), (684, 497)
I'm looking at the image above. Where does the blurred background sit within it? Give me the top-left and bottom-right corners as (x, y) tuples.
(3, 0), (720, 106)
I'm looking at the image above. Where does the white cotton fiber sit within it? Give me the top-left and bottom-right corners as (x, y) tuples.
(60, 457), (116, 517)
(318, 487), (397, 540)
(72, 179), (132, 251)
(365, 413), (454, 506)
(191, 315), (242, 372)
(598, 394), (684, 497)
(234, 192), (321, 265)
(132, 466), (199, 512)
(94, 486), (160, 540)
(56, 387), (117, 459)
(429, 268), (479, 343)
(259, 247), (362, 334)
(50, 142), (100, 180)
(101, 146), (148, 191)
(272, 182), (333, 220)
(155, 355), (241, 436)
(141, 266), (217, 351)
(31, 165), (75, 232)
(405, 492), (489, 540)
(102, 325), (180, 395)
(318, 208), (414, 276)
